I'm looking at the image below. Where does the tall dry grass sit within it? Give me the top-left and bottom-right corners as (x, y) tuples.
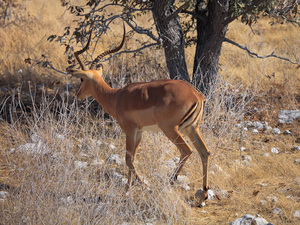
(0, 1), (299, 224)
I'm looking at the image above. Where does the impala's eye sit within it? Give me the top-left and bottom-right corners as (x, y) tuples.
(80, 78), (83, 83)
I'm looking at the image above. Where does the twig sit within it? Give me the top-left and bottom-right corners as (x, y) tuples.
(224, 37), (299, 65)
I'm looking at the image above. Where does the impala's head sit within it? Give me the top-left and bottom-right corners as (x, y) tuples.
(67, 23), (125, 100)
(67, 68), (102, 100)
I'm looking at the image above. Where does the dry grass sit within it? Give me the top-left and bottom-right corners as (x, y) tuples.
(1, 1), (300, 224)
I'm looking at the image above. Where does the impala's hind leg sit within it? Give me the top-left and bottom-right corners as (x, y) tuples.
(185, 126), (210, 206)
(125, 130), (143, 189)
(160, 125), (193, 184)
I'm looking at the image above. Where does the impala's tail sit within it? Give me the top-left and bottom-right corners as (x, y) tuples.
(179, 101), (204, 130)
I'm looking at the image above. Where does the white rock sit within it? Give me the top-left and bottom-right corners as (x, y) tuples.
(253, 122), (263, 130)
(0, 191), (9, 199)
(16, 141), (50, 155)
(246, 121), (253, 127)
(30, 133), (43, 143)
(74, 161), (88, 169)
(266, 194), (278, 202)
(252, 129), (259, 133)
(272, 207), (282, 215)
(259, 200), (267, 205)
(293, 210), (300, 218)
(90, 159), (104, 166)
(230, 214), (270, 225)
(272, 128), (281, 135)
(106, 154), (123, 166)
(252, 217), (269, 225)
(230, 214), (254, 225)
(242, 155), (252, 161)
(240, 147), (246, 151)
(195, 189), (215, 201)
(278, 110), (300, 124)
(283, 130), (291, 135)
(180, 183), (191, 191)
(261, 153), (270, 157)
(294, 159), (300, 165)
(292, 146), (300, 151)
(177, 175), (189, 183)
(271, 147), (279, 154)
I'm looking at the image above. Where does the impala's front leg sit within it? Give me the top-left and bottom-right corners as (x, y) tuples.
(125, 131), (143, 189)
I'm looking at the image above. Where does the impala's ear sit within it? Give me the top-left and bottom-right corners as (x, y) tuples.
(67, 69), (92, 80)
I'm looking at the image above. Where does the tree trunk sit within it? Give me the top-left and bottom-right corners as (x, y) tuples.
(193, 1), (229, 95)
(152, 0), (190, 82)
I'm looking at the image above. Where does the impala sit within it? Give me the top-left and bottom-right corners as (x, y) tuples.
(67, 25), (210, 206)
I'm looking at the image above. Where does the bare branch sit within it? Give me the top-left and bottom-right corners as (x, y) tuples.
(121, 17), (160, 43)
(29, 58), (68, 75)
(89, 42), (159, 65)
(224, 37), (299, 65)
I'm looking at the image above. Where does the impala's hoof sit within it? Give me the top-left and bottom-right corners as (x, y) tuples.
(169, 175), (178, 185)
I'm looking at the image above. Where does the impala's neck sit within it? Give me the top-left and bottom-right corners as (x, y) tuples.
(90, 73), (118, 118)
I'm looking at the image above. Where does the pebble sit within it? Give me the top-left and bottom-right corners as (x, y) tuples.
(283, 130), (291, 135)
(272, 128), (281, 135)
(293, 210), (300, 218)
(271, 147), (279, 154)
(74, 161), (88, 169)
(294, 159), (300, 165)
(272, 207), (282, 215)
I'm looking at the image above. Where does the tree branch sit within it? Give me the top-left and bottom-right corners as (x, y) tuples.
(224, 0), (265, 25)
(121, 17), (161, 43)
(224, 37), (299, 65)
(92, 42), (159, 63)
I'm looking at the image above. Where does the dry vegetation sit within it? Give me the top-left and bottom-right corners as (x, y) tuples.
(0, 0), (299, 224)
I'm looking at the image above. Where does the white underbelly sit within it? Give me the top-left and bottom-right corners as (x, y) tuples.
(141, 124), (161, 132)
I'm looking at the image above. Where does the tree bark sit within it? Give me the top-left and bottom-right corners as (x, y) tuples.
(152, 0), (190, 82)
(193, 1), (229, 95)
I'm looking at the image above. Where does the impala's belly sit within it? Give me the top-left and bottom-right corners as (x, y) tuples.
(141, 124), (161, 132)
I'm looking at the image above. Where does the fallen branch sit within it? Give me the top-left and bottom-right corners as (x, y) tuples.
(224, 37), (299, 65)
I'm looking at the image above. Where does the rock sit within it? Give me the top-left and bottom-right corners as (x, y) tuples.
(259, 200), (267, 205)
(272, 207), (282, 215)
(246, 121), (253, 127)
(109, 171), (128, 186)
(90, 159), (104, 166)
(74, 161), (88, 169)
(240, 147), (246, 151)
(261, 153), (270, 157)
(271, 128), (281, 135)
(230, 214), (271, 225)
(271, 147), (279, 154)
(253, 122), (263, 130)
(283, 130), (291, 135)
(106, 154), (123, 166)
(242, 155), (252, 161)
(195, 188), (215, 201)
(14, 142), (50, 155)
(278, 110), (300, 124)
(180, 183), (191, 191)
(266, 194), (278, 203)
(0, 191), (9, 199)
(294, 159), (300, 165)
(252, 129), (259, 133)
(293, 210), (300, 219)
(292, 146), (300, 151)
(30, 133), (43, 143)
(251, 217), (270, 225)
